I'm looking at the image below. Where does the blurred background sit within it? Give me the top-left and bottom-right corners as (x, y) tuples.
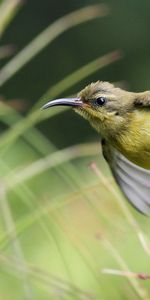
(0, 0), (150, 299)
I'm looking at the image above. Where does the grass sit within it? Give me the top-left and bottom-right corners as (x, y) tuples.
(0, 2), (150, 300)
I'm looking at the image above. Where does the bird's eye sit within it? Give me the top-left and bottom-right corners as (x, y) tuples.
(96, 96), (106, 106)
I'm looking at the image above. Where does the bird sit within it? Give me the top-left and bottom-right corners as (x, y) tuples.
(42, 81), (150, 215)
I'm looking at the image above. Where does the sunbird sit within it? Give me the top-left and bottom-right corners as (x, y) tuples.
(42, 81), (150, 215)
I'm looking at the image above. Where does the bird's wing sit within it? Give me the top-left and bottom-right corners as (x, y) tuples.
(102, 140), (150, 215)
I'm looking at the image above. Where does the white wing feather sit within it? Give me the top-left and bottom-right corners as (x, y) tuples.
(102, 140), (150, 215)
(112, 150), (150, 215)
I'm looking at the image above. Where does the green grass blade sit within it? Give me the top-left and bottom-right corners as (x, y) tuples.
(4, 142), (99, 189)
(0, 4), (108, 86)
(0, 187), (34, 300)
(0, 0), (23, 38)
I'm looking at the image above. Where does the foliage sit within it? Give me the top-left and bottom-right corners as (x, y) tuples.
(0, 1), (150, 300)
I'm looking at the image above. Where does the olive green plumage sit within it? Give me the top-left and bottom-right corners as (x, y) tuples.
(42, 81), (150, 214)
(76, 81), (150, 169)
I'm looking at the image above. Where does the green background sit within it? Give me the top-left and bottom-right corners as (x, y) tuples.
(1, 0), (150, 147)
(1, 1), (150, 300)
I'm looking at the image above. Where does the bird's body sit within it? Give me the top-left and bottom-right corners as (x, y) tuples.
(43, 81), (150, 214)
(103, 109), (150, 169)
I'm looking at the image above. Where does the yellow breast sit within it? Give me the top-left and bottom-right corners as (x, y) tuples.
(112, 110), (150, 169)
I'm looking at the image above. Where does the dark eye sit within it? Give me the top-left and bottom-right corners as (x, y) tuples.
(96, 96), (106, 106)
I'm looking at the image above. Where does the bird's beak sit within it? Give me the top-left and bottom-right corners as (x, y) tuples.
(42, 98), (83, 109)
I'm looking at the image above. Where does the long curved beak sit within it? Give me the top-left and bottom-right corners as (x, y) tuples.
(42, 98), (83, 109)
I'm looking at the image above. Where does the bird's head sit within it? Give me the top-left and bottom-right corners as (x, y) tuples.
(42, 81), (138, 139)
